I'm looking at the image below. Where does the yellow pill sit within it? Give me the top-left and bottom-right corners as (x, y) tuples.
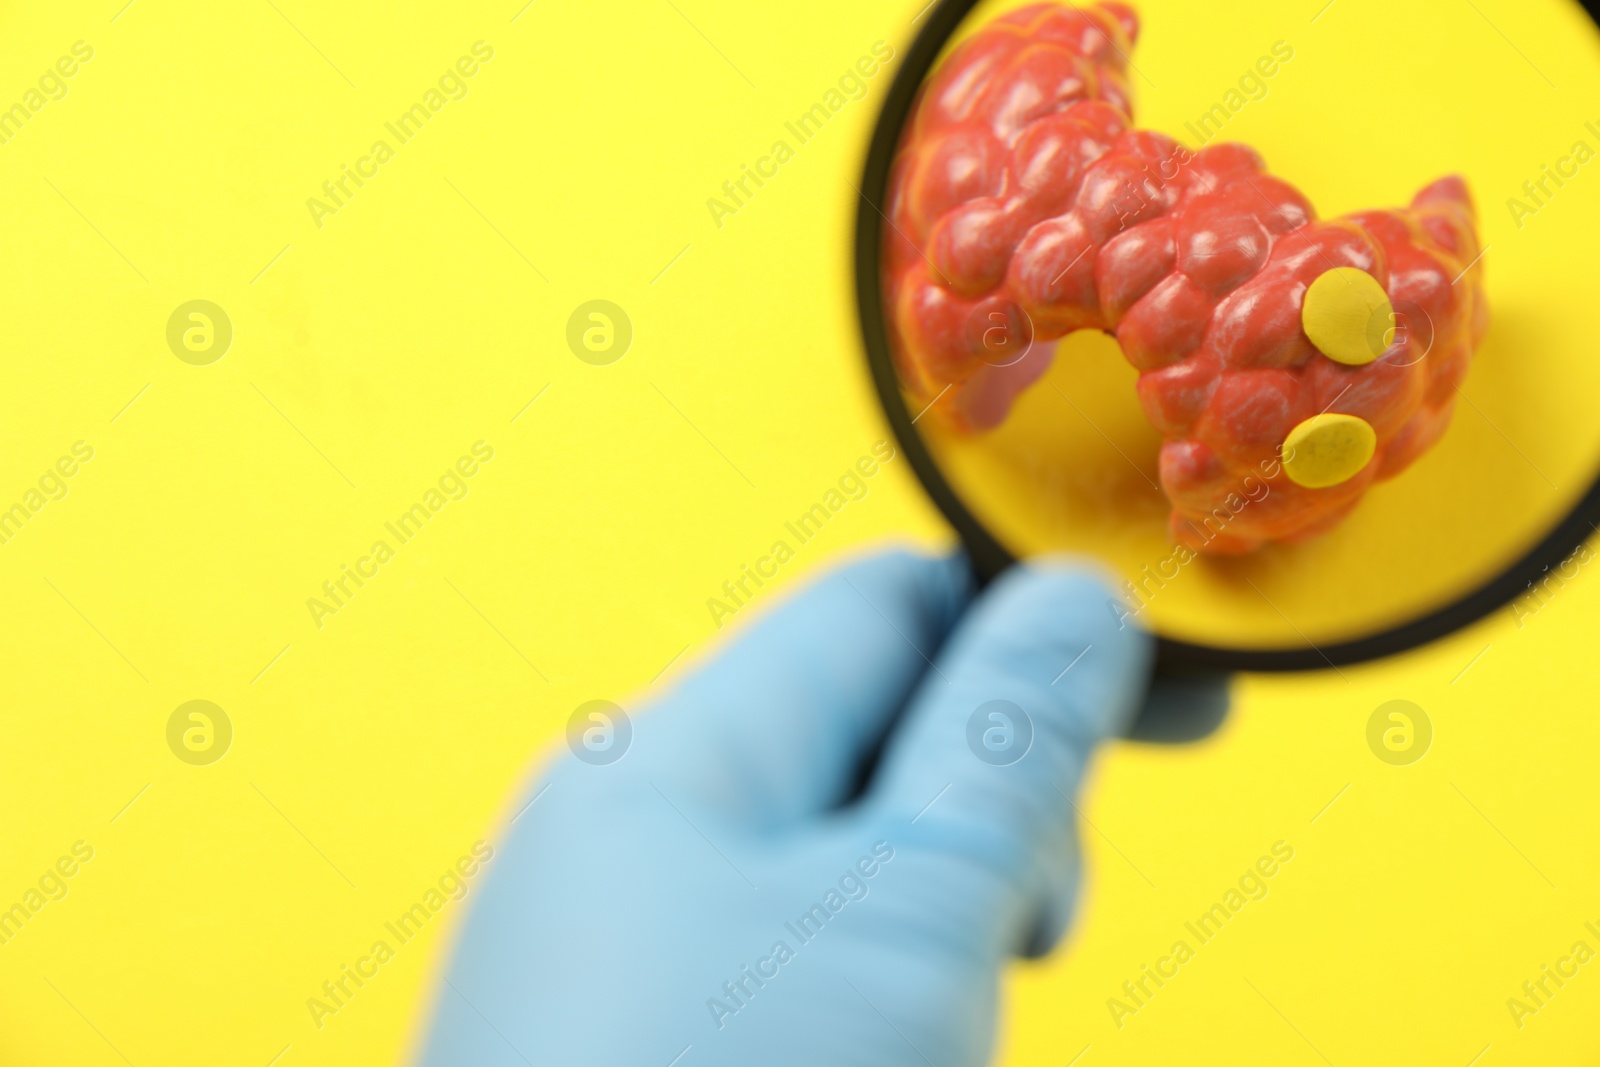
(1281, 413), (1377, 489)
(1302, 267), (1395, 366)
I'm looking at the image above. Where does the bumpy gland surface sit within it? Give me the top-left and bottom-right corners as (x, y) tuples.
(884, 1), (1489, 553)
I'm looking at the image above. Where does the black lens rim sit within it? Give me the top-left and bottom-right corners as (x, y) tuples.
(854, 0), (1600, 672)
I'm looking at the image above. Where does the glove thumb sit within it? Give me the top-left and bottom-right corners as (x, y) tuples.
(864, 560), (1152, 958)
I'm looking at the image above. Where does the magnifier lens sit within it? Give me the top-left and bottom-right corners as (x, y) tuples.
(864, 0), (1600, 669)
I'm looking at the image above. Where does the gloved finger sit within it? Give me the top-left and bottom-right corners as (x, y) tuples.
(1012, 672), (1229, 956)
(1020, 818), (1082, 958)
(644, 547), (973, 823)
(863, 559), (1152, 957)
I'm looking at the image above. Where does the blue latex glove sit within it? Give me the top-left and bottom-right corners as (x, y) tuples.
(419, 548), (1152, 1067)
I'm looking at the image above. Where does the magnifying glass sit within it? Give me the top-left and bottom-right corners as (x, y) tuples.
(856, 0), (1600, 671)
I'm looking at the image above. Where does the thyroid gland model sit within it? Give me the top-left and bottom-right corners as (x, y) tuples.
(884, 2), (1489, 553)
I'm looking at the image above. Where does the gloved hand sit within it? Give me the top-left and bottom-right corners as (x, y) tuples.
(419, 547), (1153, 1067)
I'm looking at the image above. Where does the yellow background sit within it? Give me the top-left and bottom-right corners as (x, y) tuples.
(0, 1), (1596, 1065)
